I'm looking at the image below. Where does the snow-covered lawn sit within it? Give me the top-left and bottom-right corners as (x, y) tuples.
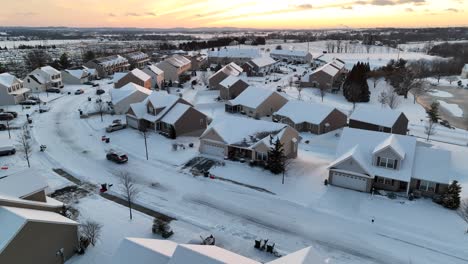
(429, 90), (453, 98)
(438, 100), (464, 118)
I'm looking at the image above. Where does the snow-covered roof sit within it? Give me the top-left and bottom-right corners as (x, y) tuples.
(112, 238), (177, 264)
(219, 75), (241, 88)
(128, 101), (147, 119)
(413, 147), (452, 184)
(113, 72), (128, 83)
(131, 68), (151, 82)
(94, 55), (129, 67)
(161, 103), (191, 125)
(328, 145), (374, 178)
(274, 101), (339, 125)
(0, 206), (77, 252)
(146, 64), (164, 75)
(168, 244), (260, 264)
(40, 66), (60, 75)
(64, 66), (92, 79)
(201, 115), (286, 146)
(124, 51), (149, 61)
(209, 62), (243, 81)
(164, 55), (191, 68)
(250, 56), (277, 68)
(27, 73), (46, 84)
(372, 134), (406, 160)
(0, 169), (48, 199)
(229, 86), (284, 109)
(270, 49), (311, 57)
(333, 128), (417, 182)
(266, 246), (329, 264)
(144, 92), (187, 123)
(208, 48), (260, 59)
(111, 83), (152, 105)
(350, 105), (405, 128)
(0, 73), (21, 87)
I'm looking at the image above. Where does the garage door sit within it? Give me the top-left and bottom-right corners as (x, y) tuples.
(126, 116), (140, 129)
(200, 141), (225, 157)
(331, 171), (368, 192)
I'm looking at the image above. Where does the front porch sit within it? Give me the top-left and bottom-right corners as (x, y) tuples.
(373, 176), (409, 194)
(225, 104), (242, 114)
(227, 146), (254, 162)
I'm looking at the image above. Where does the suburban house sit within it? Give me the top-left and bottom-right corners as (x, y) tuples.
(123, 51), (150, 69)
(156, 55), (191, 82)
(186, 53), (208, 70)
(0, 72), (30, 106)
(327, 127), (452, 197)
(199, 116), (299, 161)
(270, 49), (313, 64)
(126, 91), (208, 138)
(208, 47), (261, 65)
(110, 83), (152, 114)
(85, 55), (130, 78)
(461, 64), (468, 78)
(208, 62), (243, 90)
(219, 76), (249, 100)
(0, 169), (49, 202)
(349, 105), (409, 135)
(225, 87), (288, 118)
(273, 101), (347, 134)
(242, 56), (279, 77)
(62, 66), (96, 84)
(114, 68), (152, 89)
(0, 204), (78, 264)
(301, 58), (346, 90)
(23, 66), (63, 92)
(142, 64), (165, 89)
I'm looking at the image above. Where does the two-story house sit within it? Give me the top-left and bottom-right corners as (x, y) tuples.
(62, 66), (97, 84)
(301, 58), (346, 90)
(270, 49), (313, 64)
(142, 64), (165, 90)
(208, 62), (243, 90)
(327, 128), (452, 197)
(155, 55), (191, 82)
(123, 51), (150, 69)
(23, 66), (63, 92)
(0, 73), (30, 106)
(241, 56), (278, 77)
(225, 86), (288, 118)
(126, 91), (208, 138)
(114, 69), (152, 89)
(85, 55), (130, 78)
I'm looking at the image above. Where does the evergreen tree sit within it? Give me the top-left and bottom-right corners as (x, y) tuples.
(0, 63), (7, 74)
(59, 53), (71, 69)
(83, 50), (95, 62)
(267, 137), (286, 175)
(343, 62), (370, 107)
(426, 102), (440, 123)
(442, 181), (462, 209)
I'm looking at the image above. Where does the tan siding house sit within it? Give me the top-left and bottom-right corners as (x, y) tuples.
(226, 87), (288, 118)
(219, 76), (249, 100)
(115, 69), (152, 89)
(349, 105), (409, 135)
(156, 55), (191, 82)
(208, 62), (243, 90)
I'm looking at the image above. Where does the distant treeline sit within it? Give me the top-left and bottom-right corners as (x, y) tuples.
(428, 42), (468, 63)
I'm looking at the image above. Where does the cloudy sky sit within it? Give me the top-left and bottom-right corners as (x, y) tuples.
(0, 0), (466, 29)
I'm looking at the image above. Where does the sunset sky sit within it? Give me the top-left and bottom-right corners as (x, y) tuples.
(0, 0), (466, 29)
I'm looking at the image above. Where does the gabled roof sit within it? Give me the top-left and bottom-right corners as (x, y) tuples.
(130, 68), (151, 82)
(208, 48), (260, 59)
(228, 86), (284, 109)
(146, 64), (164, 75)
(111, 83), (152, 105)
(27, 73), (46, 84)
(266, 246), (329, 264)
(328, 145), (374, 178)
(112, 238), (177, 264)
(350, 105), (405, 128)
(333, 128), (417, 182)
(161, 103), (191, 125)
(274, 101), (341, 125)
(0, 206), (77, 252)
(413, 147), (452, 184)
(64, 66), (92, 79)
(249, 56), (277, 68)
(39, 66), (60, 75)
(0, 73), (21, 87)
(0, 169), (48, 199)
(219, 75), (243, 89)
(209, 62), (243, 81)
(143, 92), (189, 123)
(124, 51), (149, 61)
(94, 55), (129, 67)
(372, 134), (406, 159)
(270, 49), (312, 57)
(201, 116), (286, 147)
(309, 58), (344, 77)
(164, 55), (191, 68)
(113, 72), (127, 83)
(128, 101), (147, 119)
(168, 244), (260, 264)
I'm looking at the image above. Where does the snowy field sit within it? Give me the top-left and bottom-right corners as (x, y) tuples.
(1, 46), (468, 263)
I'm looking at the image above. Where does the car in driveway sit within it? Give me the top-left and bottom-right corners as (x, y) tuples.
(106, 122), (127, 133)
(46, 88), (61, 93)
(74, 89), (84, 95)
(39, 105), (51, 113)
(96, 89), (105, 95)
(1, 111), (18, 118)
(0, 145), (16, 156)
(0, 113), (14, 121)
(19, 100), (38, 105)
(106, 150), (128, 164)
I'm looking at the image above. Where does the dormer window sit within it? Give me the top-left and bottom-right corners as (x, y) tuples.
(377, 157), (398, 169)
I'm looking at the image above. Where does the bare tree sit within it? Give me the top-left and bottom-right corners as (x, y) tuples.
(17, 125), (32, 168)
(119, 172), (140, 220)
(296, 86), (303, 100)
(80, 220), (103, 246)
(199, 71), (208, 86)
(386, 90), (401, 109)
(411, 82), (429, 104)
(446, 76), (458, 85)
(424, 120), (437, 141)
(23, 50), (51, 72)
(140, 127), (149, 160)
(94, 96), (105, 122)
(319, 86), (327, 102)
(378, 90), (388, 107)
(365, 45), (372, 54)
(459, 199), (468, 231)
(336, 40), (342, 53)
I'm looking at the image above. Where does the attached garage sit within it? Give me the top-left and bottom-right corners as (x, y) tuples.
(200, 140), (225, 157)
(329, 170), (371, 192)
(126, 115), (140, 130)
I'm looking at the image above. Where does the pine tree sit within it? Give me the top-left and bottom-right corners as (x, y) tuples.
(59, 53), (71, 69)
(426, 102), (440, 123)
(342, 62), (371, 107)
(267, 137), (285, 175)
(442, 181), (461, 209)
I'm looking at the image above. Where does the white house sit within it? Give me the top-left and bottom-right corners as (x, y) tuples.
(461, 64), (468, 79)
(62, 66), (96, 84)
(270, 49), (313, 64)
(110, 83), (152, 114)
(23, 66), (63, 92)
(0, 73), (30, 106)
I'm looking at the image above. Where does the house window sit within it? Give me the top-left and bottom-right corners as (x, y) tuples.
(256, 152), (268, 161)
(200, 119), (204, 125)
(378, 157), (397, 169)
(419, 180), (436, 192)
(378, 126), (385, 132)
(384, 178), (393, 185)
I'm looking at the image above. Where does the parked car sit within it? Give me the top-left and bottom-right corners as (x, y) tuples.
(92, 83), (99, 87)
(19, 100), (38, 105)
(106, 150), (128, 164)
(46, 88), (61, 93)
(74, 89), (84, 95)
(96, 89), (105, 95)
(106, 123), (127, 133)
(0, 113), (14, 121)
(39, 105), (51, 113)
(0, 124), (7, 130)
(439, 119), (454, 129)
(28, 96), (41, 102)
(3, 111), (17, 118)
(0, 145), (16, 156)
